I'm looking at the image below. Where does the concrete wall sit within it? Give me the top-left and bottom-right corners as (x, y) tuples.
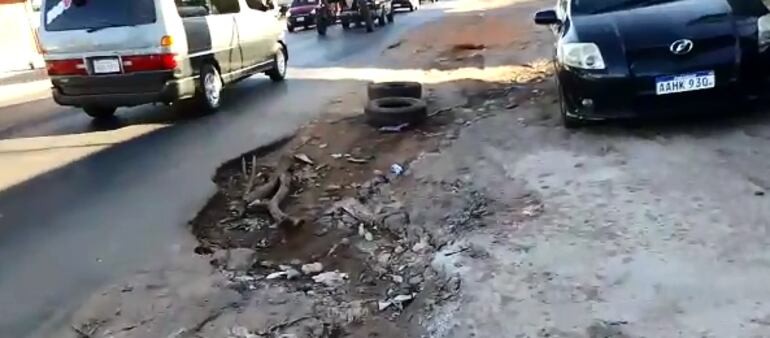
(0, 2), (43, 72)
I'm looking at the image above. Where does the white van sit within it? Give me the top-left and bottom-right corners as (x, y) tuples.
(38, 0), (288, 118)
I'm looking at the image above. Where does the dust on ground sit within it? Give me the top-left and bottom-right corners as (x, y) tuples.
(54, 0), (558, 337)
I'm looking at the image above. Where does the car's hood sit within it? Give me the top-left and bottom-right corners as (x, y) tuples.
(574, 0), (736, 51)
(570, 0), (754, 75)
(290, 5), (315, 14)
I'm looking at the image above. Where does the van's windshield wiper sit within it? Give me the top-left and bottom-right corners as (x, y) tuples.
(86, 23), (136, 33)
(591, 0), (674, 14)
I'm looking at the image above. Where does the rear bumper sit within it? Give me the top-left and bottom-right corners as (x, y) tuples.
(51, 71), (197, 108)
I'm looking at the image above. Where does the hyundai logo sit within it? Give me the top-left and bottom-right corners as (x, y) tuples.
(670, 39), (694, 55)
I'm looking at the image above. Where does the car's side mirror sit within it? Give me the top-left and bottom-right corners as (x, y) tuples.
(534, 9), (560, 25)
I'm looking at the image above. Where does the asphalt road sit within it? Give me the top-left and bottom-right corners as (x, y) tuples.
(0, 6), (446, 337)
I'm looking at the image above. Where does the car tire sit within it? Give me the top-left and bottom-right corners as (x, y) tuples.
(342, 19), (350, 29)
(287, 24), (294, 32)
(197, 63), (223, 112)
(83, 106), (116, 119)
(367, 81), (422, 100)
(365, 97), (428, 127)
(387, 9), (394, 22)
(360, 1), (374, 32)
(378, 10), (387, 25)
(266, 47), (288, 82)
(556, 78), (582, 129)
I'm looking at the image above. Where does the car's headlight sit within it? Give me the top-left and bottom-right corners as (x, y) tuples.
(558, 42), (606, 70)
(759, 14), (770, 52)
(310, 9), (316, 15)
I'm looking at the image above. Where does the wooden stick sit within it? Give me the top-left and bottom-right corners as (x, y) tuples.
(248, 173), (303, 227)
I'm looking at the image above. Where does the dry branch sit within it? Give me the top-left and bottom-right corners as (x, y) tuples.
(248, 173), (303, 227)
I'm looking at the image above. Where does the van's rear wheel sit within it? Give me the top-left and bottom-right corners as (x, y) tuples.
(83, 106), (116, 119)
(197, 64), (223, 112)
(266, 47), (287, 82)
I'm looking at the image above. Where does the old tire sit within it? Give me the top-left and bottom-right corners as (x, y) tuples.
(367, 81), (422, 100)
(365, 97), (427, 127)
(266, 46), (287, 82)
(83, 106), (116, 119)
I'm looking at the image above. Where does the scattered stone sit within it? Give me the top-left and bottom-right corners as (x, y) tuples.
(373, 169), (385, 176)
(412, 238), (431, 253)
(301, 262), (324, 275)
(347, 157), (369, 164)
(326, 184), (342, 191)
(756, 190), (766, 197)
(289, 259), (303, 265)
(522, 203), (545, 217)
(260, 260), (276, 268)
(331, 153), (344, 159)
(379, 301), (393, 311)
(408, 275), (424, 286)
(226, 248), (258, 271)
(391, 275), (404, 284)
(267, 271), (288, 280)
(319, 143), (328, 149)
(506, 102), (519, 110)
(312, 271), (349, 287)
(382, 212), (410, 230)
(313, 226), (330, 237)
(293, 153), (315, 165)
(286, 268), (302, 280)
(379, 123), (410, 133)
(393, 246), (406, 254)
(377, 252), (392, 265)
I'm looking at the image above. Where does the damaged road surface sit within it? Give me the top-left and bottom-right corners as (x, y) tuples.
(13, 0), (770, 337)
(0, 6), (449, 338)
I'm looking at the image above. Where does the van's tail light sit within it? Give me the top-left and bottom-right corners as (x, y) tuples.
(122, 54), (177, 73)
(46, 59), (86, 76)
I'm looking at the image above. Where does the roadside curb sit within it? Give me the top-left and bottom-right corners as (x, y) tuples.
(0, 80), (52, 107)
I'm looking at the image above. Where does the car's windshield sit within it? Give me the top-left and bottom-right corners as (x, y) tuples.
(44, 0), (156, 32)
(572, 0), (682, 14)
(292, 0), (317, 6)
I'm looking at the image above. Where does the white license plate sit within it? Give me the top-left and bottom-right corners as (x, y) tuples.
(92, 58), (121, 74)
(296, 16), (305, 22)
(655, 71), (715, 95)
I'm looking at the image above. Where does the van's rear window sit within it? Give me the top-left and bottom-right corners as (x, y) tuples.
(44, 0), (156, 32)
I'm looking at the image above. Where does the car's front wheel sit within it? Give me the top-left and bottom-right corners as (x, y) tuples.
(83, 106), (116, 119)
(556, 77), (582, 129)
(266, 47), (288, 82)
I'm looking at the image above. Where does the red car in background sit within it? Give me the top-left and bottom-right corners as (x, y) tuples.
(287, 0), (319, 32)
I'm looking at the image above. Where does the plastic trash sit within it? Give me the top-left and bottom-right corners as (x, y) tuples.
(390, 164), (405, 176)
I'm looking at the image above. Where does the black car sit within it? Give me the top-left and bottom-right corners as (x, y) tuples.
(534, 0), (770, 127)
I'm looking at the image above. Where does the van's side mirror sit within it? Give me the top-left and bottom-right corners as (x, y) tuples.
(534, 9), (560, 25)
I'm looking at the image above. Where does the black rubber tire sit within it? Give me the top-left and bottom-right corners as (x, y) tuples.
(287, 24), (295, 32)
(365, 97), (428, 127)
(378, 11), (387, 26)
(360, 1), (374, 32)
(342, 19), (350, 29)
(196, 63), (223, 112)
(367, 81), (422, 100)
(557, 77), (582, 129)
(83, 106), (116, 119)
(316, 17), (327, 36)
(266, 47), (287, 82)
(387, 10), (394, 22)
